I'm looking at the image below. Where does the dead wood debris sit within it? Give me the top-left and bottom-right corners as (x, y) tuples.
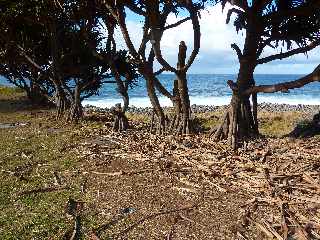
(73, 124), (320, 239)
(111, 203), (198, 239)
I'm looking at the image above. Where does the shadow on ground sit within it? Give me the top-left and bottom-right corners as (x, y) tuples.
(288, 112), (320, 138)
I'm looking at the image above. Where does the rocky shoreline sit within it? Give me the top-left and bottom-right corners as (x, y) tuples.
(84, 102), (320, 114)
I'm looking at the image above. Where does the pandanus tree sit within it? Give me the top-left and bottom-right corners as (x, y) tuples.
(0, 0), (55, 105)
(100, 0), (203, 134)
(53, 0), (139, 122)
(211, 0), (320, 149)
(98, 12), (139, 131)
(0, 0), (138, 122)
(146, 0), (202, 134)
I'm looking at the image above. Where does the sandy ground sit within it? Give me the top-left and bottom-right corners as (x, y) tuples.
(1, 94), (320, 239)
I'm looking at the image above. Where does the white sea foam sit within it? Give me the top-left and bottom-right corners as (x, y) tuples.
(83, 95), (320, 108)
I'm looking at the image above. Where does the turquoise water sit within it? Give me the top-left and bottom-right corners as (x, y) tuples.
(2, 74), (320, 107)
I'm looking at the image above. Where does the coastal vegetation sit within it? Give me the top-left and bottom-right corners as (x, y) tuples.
(1, 0), (320, 239)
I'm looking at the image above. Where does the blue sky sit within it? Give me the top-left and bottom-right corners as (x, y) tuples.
(116, 4), (319, 75)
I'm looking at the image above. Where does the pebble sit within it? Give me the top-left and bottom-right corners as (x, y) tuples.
(84, 102), (320, 115)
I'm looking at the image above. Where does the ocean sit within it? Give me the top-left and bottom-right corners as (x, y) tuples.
(1, 74), (320, 107)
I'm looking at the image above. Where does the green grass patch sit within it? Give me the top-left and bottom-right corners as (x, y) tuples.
(0, 85), (24, 96)
(258, 111), (304, 137)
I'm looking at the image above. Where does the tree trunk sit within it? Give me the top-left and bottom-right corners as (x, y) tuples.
(112, 103), (129, 132)
(27, 80), (50, 106)
(142, 66), (166, 134)
(172, 41), (192, 135)
(54, 84), (69, 119)
(67, 85), (83, 123)
(211, 62), (258, 149)
(169, 79), (181, 133)
(49, 20), (69, 119)
(211, 21), (260, 149)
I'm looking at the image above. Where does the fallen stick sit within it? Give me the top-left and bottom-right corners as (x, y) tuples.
(89, 168), (156, 176)
(69, 216), (81, 240)
(261, 219), (283, 240)
(253, 220), (274, 239)
(203, 179), (228, 193)
(286, 195), (320, 204)
(19, 186), (69, 196)
(111, 204), (198, 238)
(178, 214), (206, 228)
(303, 173), (320, 192)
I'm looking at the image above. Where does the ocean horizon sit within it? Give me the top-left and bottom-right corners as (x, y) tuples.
(2, 74), (320, 107)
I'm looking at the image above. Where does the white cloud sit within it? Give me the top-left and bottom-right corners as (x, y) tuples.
(114, 4), (320, 74)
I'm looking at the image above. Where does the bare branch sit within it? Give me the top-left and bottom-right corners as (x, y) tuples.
(257, 40), (320, 65)
(164, 17), (191, 30)
(154, 68), (166, 76)
(183, 4), (201, 72)
(17, 45), (43, 71)
(245, 64), (320, 95)
(231, 43), (242, 60)
(226, 8), (245, 24)
(154, 77), (174, 101)
(227, 64), (320, 95)
(116, 7), (139, 58)
(147, 1), (177, 73)
(138, 21), (150, 59)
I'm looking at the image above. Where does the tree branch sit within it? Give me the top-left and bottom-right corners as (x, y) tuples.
(17, 45), (43, 71)
(263, 2), (320, 22)
(126, 3), (146, 16)
(223, 0), (249, 11)
(226, 8), (245, 24)
(138, 21), (150, 59)
(256, 40), (320, 65)
(245, 64), (320, 95)
(153, 77), (174, 101)
(154, 67), (166, 76)
(164, 17), (191, 30)
(116, 7), (139, 58)
(147, 1), (177, 73)
(231, 43), (242, 60)
(183, 3), (201, 72)
(227, 64), (320, 95)
(256, 38), (274, 58)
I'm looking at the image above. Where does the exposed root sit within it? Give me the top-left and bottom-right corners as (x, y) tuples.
(67, 103), (83, 123)
(210, 94), (259, 150)
(111, 103), (129, 132)
(168, 112), (193, 135)
(149, 110), (167, 135)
